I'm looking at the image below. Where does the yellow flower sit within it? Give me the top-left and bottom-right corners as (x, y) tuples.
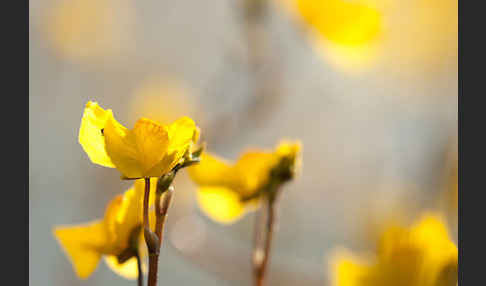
(329, 213), (458, 286)
(281, 0), (457, 75)
(53, 178), (158, 279)
(128, 77), (199, 126)
(294, 0), (382, 47)
(188, 141), (301, 224)
(78, 101), (200, 179)
(42, 0), (135, 64)
(276, 0), (383, 73)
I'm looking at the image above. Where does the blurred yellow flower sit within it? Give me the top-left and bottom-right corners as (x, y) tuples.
(188, 141), (301, 224)
(42, 0), (135, 63)
(294, 0), (382, 46)
(53, 178), (158, 279)
(329, 213), (457, 286)
(129, 77), (199, 126)
(79, 101), (200, 179)
(279, 0), (457, 75)
(279, 0), (382, 72)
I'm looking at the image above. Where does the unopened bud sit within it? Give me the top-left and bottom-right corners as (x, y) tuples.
(144, 228), (160, 255)
(157, 171), (175, 193)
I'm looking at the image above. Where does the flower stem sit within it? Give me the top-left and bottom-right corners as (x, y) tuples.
(147, 184), (174, 286)
(142, 178), (158, 286)
(143, 178), (152, 249)
(136, 252), (143, 286)
(253, 197), (277, 286)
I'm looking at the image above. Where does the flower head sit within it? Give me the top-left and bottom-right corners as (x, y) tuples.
(329, 213), (458, 286)
(188, 140), (302, 224)
(53, 178), (158, 279)
(78, 101), (200, 179)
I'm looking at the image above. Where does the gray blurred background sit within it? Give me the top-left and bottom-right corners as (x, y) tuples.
(29, 0), (457, 285)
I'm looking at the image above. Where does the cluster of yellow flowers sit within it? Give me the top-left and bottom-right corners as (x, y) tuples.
(53, 101), (457, 286)
(54, 101), (202, 279)
(53, 101), (302, 283)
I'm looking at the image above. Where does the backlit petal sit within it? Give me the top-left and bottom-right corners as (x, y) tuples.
(167, 116), (197, 153)
(276, 140), (301, 159)
(104, 256), (140, 280)
(233, 151), (279, 196)
(328, 250), (370, 286)
(53, 220), (107, 279)
(113, 178), (158, 244)
(197, 187), (245, 224)
(296, 0), (382, 46)
(104, 115), (143, 178)
(188, 153), (232, 186)
(132, 118), (170, 176)
(78, 101), (116, 168)
(103, 231), (150, 279)
(144, 151), (178, 178)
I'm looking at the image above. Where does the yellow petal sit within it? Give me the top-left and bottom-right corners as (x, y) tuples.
(233, 151), (279, 196)
(132, 118), (171, 176)
(103, 256), (140, 280)
(328, 249), (370, 286)
(196, 187), (245, 224)
(114, 178), (158, 243)
(192, 126), (201, 145)
(103, 230), (150, 279)
(167, 116), (197, 154)
(103, 115), (144, 178)
(78, 101), (116, 168)
(276, 140), (301, 159)
(103, 194), (124, 247)
(104, 179), (158, 253)
(410, 214), (458, 284)
(296, 0), (382, 46)
(53, 220), (107, 279)
(145, 151), (178, 178)
(132, 178), (158, 209)
(410, 214), (451, 247)
(188, 152), (232, 186)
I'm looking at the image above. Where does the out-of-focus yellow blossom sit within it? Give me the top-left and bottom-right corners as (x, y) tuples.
(129, 77), (199, 126)
(188, 141), (301, 224)
(328, 213), (458, 286)
(294, 0), (382, 46)
(78, 101), (200, 179)
(279, 0), (457, 75)
(53, 178), (158, 279)
(42, 0), (135, 63)
(279, 0), (383, 72)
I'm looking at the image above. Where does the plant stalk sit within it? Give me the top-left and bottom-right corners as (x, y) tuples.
(253, 197), (276, 286)
(136, 252), (143, 286)
(147, 184), (174, 286)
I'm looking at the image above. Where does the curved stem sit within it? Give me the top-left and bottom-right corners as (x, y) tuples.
(136, 252), (143, 286)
